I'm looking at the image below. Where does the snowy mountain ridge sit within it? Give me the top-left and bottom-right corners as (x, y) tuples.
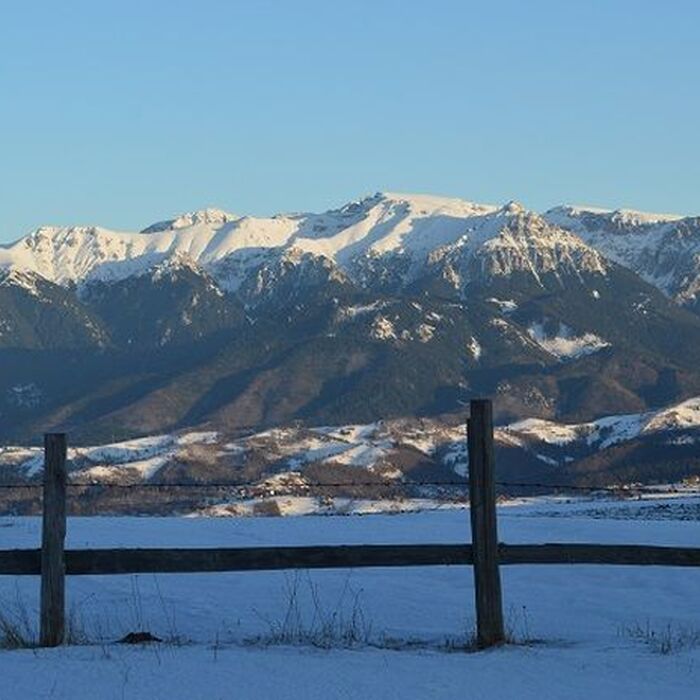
(543, 205), (700, 304)
(0, 193), (612, 293)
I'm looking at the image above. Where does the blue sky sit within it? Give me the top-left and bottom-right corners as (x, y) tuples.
(1, 0), (698, 241)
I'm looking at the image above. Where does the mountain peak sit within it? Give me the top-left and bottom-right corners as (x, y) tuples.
(377, 191), (498, 215)
(0, 266), (54, 299)
(141, 208), (239, 233)
(545, 204), (684, 227)
(499, 200), (527, 216)
(609, 208), (684, 226)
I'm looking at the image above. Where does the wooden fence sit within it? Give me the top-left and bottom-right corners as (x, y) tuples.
(1, 400), (700, 649)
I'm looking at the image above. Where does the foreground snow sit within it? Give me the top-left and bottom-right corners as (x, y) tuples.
(1, 498), (700, 698)
(3, 641), (696, 700)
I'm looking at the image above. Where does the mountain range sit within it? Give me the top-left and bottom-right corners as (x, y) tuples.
(1, 191), (699, 489)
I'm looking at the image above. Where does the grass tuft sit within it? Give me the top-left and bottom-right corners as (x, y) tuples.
(620, 620), (700, 655)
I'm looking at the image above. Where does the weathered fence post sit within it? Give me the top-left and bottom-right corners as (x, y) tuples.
(40, 433), (67, 647)
(468, 399), (505, 648)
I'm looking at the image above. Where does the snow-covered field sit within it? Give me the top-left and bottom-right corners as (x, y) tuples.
(1, 498), (700, 699)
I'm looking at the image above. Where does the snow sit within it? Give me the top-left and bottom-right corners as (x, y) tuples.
(415, 323), (435, 342)
(0, 193), (497, 289)
(79, 435), (174, 465)
(175, 431), (219, 446)
(443, 442), (468, 476)
(82, 455), (170, 481)
(466, 336), (482, 360)
(74, 435), (190, 480)
(0, 641), (696, 700)
(307, 425), (394, 468)
(329, 443), (391, 468)
(505, 397), (700, 451)
(236, 423), (397, 474)
(0, 268), (47, 297)
(489, 317), (511, 331)
(475, 211), (608, 283)
(196, 496), (455, 518)
(1, 501), (700, 699)
(144, 208), (240, 232)
(546, 204), (684, 228)
(527, 321), (610, 360)
(335, 300), (385, 321)
(4, 394), (698, 493)
(3, 193), (698, 307)
(0, 432), (220, 481)
(487, 297), (518, 313)
(370, 314), (396, 340)
(284, 440), (350, 468)
(313, 424), (380, 443)
(544, 204), (700, 301)
(0, 192), (609, 294)
(506, 418), (584, 445)
(645, 397), (700, 433)
(4, 396), (700, 495)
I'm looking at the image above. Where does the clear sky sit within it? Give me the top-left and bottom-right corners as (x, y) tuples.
(1, 0), (698, 241)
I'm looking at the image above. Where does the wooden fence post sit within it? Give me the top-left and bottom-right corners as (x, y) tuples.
(468, 399), (505, 648)
(40, 433), (67, 647)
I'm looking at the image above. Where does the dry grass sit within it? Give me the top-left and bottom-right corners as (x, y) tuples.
(621, 620), (700, 655)
(244, 572), (372, 650)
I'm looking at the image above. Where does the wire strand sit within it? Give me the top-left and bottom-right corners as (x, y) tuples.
(0, 479), (650, 494)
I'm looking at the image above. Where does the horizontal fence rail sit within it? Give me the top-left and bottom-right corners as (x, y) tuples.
(2, 543), (700, 577)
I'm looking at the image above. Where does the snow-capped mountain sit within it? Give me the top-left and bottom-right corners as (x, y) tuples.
(0, 193), (609, 293)
(2, 192), (700, 461)
(544, 204), (700, 310)
(3, 191), (698, 309)
(1, 193), (698, 306)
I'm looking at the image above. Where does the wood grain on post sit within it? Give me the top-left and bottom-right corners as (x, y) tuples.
(40, 433), (67, 647)
(468, 400), (505, 648)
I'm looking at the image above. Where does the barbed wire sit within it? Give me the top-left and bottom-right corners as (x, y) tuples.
(0, 479), (655, 494)
(1, 479), (467, 490)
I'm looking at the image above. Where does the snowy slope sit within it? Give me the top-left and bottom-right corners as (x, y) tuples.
(0, 431), (220, 481)
(1, 505), (700, 699)
(545, 204), (700, 304)
(0, 194), (495, 287)
(3, 395), (700, 502)
(506, 396), (700, 449)
(526, 321), (610, 360)
(3, 194), (698, 304)
(0, 193), (609, 292)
